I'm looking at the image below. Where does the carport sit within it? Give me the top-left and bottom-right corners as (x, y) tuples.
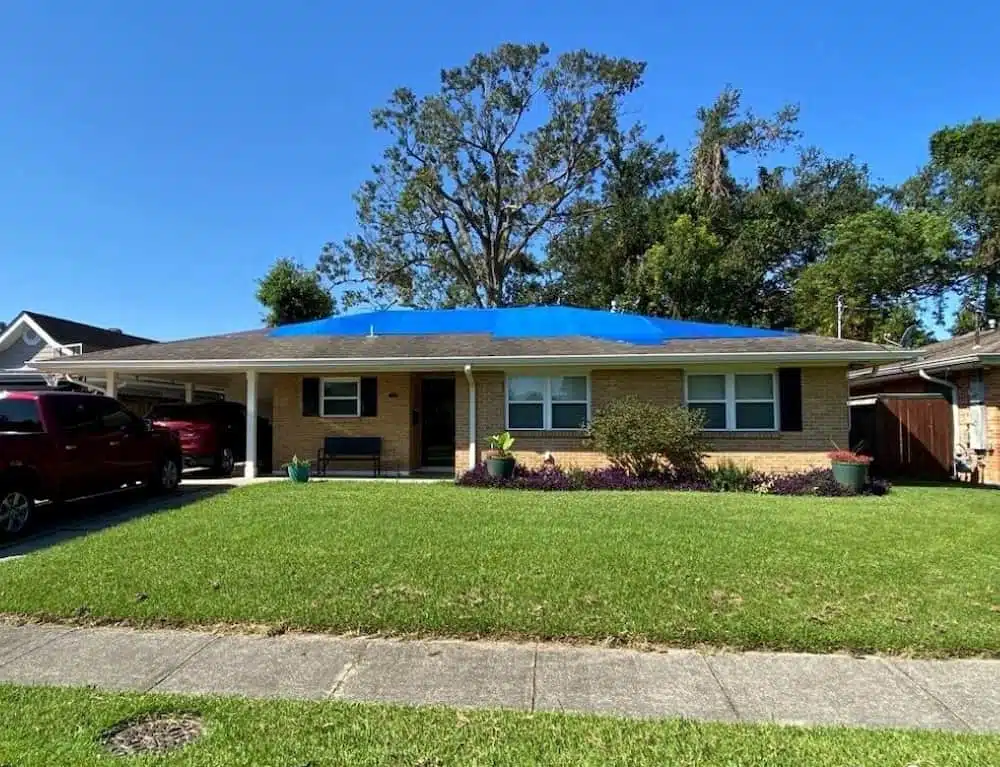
(35, 362), (275, 479)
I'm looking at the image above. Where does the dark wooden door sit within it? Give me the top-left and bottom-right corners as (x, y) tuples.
(875, 397), (952, 479)
(420, 377), (455, 468)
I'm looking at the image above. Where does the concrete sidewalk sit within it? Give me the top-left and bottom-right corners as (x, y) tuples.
(1, 623), (997, 733)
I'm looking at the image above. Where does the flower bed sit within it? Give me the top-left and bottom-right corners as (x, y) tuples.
(456, 464), (891, 496)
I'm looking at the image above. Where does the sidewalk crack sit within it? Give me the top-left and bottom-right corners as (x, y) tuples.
(0, 626), (80, 669)
(145, 635), (220, 693)
(328, 640), (369, 699)
(880, 658), (971, 731)
(701, 653), (741, 721)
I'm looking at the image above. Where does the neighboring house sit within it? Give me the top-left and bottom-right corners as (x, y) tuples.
(850, 327), (1000, 483)
(0, 310), (219, 414)
(34, 307), (909, 477)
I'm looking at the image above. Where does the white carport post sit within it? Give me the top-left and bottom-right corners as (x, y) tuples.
(105, 370), (117, 399)
(244, 370), (259, 478)
(184, 382), (194, 403)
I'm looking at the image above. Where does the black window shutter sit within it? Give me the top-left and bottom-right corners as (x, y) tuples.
(360, 377), (378, 417)
(302, 377), (320, 417)
(778, 368), (803, 432)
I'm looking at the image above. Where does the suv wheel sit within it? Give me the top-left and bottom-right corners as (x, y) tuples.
(0, 487), (35, 536)
(214, 447), (235, 477)
(152, 456), (181, 493)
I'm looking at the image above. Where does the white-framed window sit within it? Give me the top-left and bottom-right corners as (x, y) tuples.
(321, 377), (360, 417)
(684, 372), (778, 431)
(506, 374), (590, 431)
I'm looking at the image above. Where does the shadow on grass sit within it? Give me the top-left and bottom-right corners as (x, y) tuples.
(0, 477), (234, 560)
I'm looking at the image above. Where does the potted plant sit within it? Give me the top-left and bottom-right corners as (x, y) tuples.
(284, 454), (311, 483)
(828, 449), (873, 491)
(485, 432), (517, 479)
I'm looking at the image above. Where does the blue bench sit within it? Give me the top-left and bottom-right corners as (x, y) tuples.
(317, 436), (382, 477)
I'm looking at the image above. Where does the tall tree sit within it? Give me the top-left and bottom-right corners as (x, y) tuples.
(540, 136), (676, 308)
(792, 209), (954, 340)
(256, 258), (334, 327)
(900, 119), (1000, 317)
(319, 43), (648, 309)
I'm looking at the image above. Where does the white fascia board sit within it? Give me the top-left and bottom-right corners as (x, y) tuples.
(0, 313), (65, 353)
(35, 349), (916, 374)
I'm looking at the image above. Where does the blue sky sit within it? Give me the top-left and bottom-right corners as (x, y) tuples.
(1, 0), (997, 340)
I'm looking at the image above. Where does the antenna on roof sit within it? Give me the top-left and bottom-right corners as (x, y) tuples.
(899, 325), (917, 348)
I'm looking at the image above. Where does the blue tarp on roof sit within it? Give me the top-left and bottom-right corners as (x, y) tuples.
(269, 307), (790, 346)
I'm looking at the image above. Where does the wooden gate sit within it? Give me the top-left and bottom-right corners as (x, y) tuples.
(850, 394), (952, 479)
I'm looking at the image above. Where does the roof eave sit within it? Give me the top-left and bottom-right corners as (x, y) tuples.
(849, 352), (998, 380)
(34, 349), (915, 374)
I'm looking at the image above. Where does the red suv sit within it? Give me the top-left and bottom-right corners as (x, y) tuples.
(0, 390), (183, 535)
(148, 401), (249, 477)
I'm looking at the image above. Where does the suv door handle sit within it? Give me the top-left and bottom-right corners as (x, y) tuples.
(109, 440), (121, 447)
(64, 444), (77, 451)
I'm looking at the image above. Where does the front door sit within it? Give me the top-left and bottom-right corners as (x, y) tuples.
(420, 377), (455, 468)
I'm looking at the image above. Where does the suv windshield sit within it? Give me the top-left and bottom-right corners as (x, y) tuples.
(0, 398), (44, 433)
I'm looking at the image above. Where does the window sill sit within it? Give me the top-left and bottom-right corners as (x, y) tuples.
(703, 430), (782, 439)
(506, 429), (588, 436)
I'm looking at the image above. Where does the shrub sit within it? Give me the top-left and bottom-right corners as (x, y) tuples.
(587, 397), (708, 476)
(705, 460), (763, 493)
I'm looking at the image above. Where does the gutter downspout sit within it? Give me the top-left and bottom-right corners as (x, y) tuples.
(463, 364), (476, 471)
(919, 369), (959, 478)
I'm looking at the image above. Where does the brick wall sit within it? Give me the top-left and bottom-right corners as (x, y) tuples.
(271, 373), (412, 473)
(456, 366), (849, 474)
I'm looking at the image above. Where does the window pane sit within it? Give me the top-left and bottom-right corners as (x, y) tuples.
(324, 380), (358, 398)
(508, 402), (544, 429)
(735, 402), (775, 430)
(688, 403), (727, 430)
(735, 374), (774, 400)
(551, 376), (587, 402)
(323, 398), (358, 416)
(551, 403), (587, 429)
(0, 400), (43, 433)
(687, 374), (725, 401)
(508, 377), (545, 402)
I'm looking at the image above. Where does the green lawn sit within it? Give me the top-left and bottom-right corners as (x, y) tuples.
(1, 684), (996, 766)
(1, 483), (998, 655)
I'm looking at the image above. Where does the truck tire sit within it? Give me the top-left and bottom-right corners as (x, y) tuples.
(150, 455), (182, 494)
(213, 446), (235, 477)
(0, 485), (36, 536)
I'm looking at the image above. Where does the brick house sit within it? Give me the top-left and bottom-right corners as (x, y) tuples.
(35, 307), (908, 477)
(850, 328), (1000, 483)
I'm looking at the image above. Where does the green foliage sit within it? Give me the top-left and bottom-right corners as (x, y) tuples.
(793, 208), (954, 340)
(705, 460), (761, 492)
(901, 119), (1000, 317)
(256, 258), (334, 327)
(488, 432), (515, 457)
(283, 454), (311, 469)
(587, 396), (707, 476)
(319, 43), (648, 309)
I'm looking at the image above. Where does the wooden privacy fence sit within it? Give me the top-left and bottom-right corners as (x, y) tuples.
(849, 393), (952, 479)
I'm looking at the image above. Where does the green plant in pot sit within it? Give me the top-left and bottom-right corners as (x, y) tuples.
(485, 432), (516, 479)
(284, 454), (311, 483)
(828, 448), (872, 491)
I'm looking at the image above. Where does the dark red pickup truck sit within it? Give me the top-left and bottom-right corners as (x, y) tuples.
(0, 390), (183, 535)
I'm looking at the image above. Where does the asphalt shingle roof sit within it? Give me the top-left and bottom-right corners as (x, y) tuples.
(41, 327), (898, 364)
(23, 311), (155, 351)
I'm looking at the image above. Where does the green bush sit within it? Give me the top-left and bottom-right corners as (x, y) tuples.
(587, 396), (708, 476)
(706, 460), (761, 492)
